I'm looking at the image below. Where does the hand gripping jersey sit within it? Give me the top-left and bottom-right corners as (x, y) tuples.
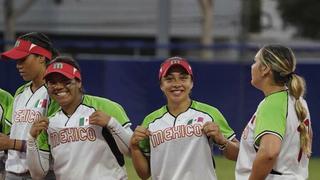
(5, 83), (59, 173)
(0, 89), (13, 170)
(236, 91), (311, 180)
(34, 95), (131, 180)
(139, 100), (235, 180)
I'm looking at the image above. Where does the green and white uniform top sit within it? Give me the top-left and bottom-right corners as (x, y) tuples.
(139, 100), (235, 180)
(27, 94), (132, 180)
(6, 83), (59, 174)
(0, 88), (13, 135)
(236, 90), (311, 180)
(0, 89), (13, 170)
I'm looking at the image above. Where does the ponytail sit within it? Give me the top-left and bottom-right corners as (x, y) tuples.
(287, 74), (311, 156)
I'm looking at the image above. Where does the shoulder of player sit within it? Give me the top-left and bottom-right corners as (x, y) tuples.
(190, 100), (221, 115)
(142, 105), (167, 125)
(82, 94), (124, 111)
(48, 108), (61, 119)
(14, 82), (32, 97)
(261, 91), (288, 110)
(0, 88), (13, 103)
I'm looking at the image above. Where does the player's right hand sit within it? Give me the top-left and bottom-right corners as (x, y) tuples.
(130, 126), (150, 150)
(30, 117), (49, 138)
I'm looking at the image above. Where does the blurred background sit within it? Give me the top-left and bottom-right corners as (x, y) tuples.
(0, 0), (319, 161)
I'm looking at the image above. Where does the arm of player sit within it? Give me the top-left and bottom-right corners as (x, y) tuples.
(89, 110), (132, 156)
(106, 117), (133, 156)
(130, 126), (151, 180)
(26, 133), (49, 180)
(221, 137), (239, 160)
(202, 122), (239, 160)
(0, 133), (27, 152)
(249, 134), (281, 180)
(27, 117), (50, 180)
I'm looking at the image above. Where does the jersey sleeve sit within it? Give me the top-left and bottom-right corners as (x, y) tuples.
(106, 102), (130, 125)
(138, 107), (167, 155)
(209, 108), (235, 140)
(83, 95), (130, 126)
(254, 95), (287, 146)
(138, 116), (151, 155)
(4, 84), (29, 132)
(46, 98), (60, 117)
(36, 130), (50, 152)
(0, 89), (13, 135)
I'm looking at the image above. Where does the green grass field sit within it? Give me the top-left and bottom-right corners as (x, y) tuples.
(125, 156), (320, 180)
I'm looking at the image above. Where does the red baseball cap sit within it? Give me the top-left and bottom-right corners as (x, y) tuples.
(44, 62), (81, 80)
(1, 39), (52, 60)
(159, 57), (193, 80)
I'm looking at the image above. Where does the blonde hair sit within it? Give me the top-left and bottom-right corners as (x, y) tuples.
(259, 44), (311, 156)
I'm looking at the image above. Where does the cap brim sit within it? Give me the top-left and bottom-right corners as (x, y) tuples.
(1, 48), (29, 60)
(44, 70), (74, 80)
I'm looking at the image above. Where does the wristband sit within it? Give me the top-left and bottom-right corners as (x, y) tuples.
(217, 140), (229, 151)
(20, 140), (27, 152)
(13, 139), (16, 150)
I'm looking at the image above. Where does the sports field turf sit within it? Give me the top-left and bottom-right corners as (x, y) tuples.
(125, 156), (320, 180)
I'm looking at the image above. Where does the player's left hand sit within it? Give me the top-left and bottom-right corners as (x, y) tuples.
(202, 121), (227, 145)
(89, 110), (111, 127)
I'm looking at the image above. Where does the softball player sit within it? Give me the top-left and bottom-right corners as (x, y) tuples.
(0, 89), (13, 179)
(130, 57), (239, 180)
(235, 45), (312, 179)
(1, 32), (59, 180)
(27, 56), (133, 180)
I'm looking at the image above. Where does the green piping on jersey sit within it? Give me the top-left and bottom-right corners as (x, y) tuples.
(0, 89), (13, 134)
(139, 106), (168, 153)
(4, 83), (31, 124)
(141, 106), (168, 128)
(190, 101), (235, 139)
(82, 95), (129, 125)
(14, 82), (32, 97)
(46, 98), (60, 118)
(38, 94), (130, 151)
(139, 100), (235, 153)
(254, 91), (288, 146)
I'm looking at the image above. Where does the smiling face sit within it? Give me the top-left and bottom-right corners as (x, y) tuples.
(16, 54), (46, 81)
(46, 73), (82, 109)
(160, 65), (193, 105)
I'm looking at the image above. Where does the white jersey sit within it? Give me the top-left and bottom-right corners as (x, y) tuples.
(35, 95), (131, 180)
(236, 91), (311, 180)
(6, 83), (58, 173)
(139, 100), (235, 180)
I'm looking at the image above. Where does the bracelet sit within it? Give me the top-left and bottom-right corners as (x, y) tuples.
(20, 140), (27, 152)
(217, 140), (229, 151)
(13, 139), (16, 150)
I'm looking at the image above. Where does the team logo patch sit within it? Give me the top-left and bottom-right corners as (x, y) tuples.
(34, 99), (48, 108)
(79, 117), (90, 126)
(197, 117), (204, 123)
(171, 59), (181, 64)
(53, 63), (63, 69)
(14, 40), (21, 47)
(187, 117), (204, 125)
(187, 119), (193, 125)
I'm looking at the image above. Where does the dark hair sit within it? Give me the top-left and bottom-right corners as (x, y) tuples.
(19, 32), (59, 60)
